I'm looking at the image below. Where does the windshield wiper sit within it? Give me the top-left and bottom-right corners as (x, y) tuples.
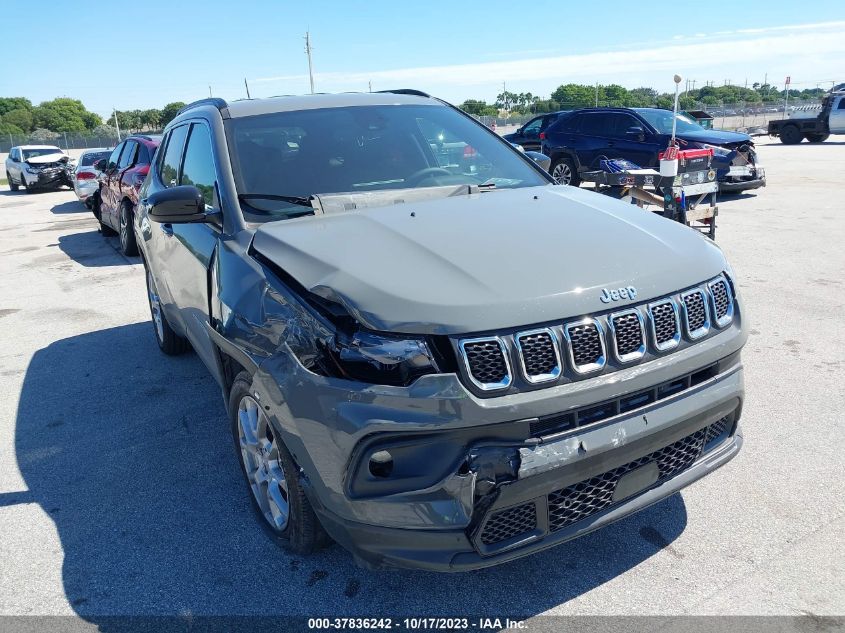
(238, 193), (314, 208)
(478, 181), (497, 190)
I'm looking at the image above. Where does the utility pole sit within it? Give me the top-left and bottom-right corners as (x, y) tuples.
(209, 85), (213, 97)
(244, 77), (251, 99)
(368, 80), (372, 93)
(595, 82), (599, 107)
(304, 30), (315, 94)
(112, 107), (121, 142)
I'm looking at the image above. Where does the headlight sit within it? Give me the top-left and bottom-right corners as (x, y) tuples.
(25, 167), (41, 174)
(700, 144), (732, 158)
(322, 329), (439, 386)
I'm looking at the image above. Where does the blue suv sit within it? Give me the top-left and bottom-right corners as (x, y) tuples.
(541, 107), (765, 192)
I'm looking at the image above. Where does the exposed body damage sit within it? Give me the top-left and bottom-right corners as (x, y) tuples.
(135, 91), (748, 571)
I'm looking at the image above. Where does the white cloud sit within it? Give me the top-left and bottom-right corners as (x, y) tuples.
(252, 21), (845, 101)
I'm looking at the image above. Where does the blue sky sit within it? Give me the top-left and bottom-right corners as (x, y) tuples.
(2, 1), (844, 118)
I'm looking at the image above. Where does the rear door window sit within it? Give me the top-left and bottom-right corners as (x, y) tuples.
(159, 125), (189, 187)
(579, 113), (613, 136)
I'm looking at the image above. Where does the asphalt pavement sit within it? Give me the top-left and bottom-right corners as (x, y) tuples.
(0, 138), (843, 626)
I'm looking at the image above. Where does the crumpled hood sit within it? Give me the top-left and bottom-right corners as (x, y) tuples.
(677, 129), (753, 147)
(25, 153), (67, 166)
(252, 185), (728, 335)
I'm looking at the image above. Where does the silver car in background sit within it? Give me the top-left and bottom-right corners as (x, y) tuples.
(72, 148), (112, 207)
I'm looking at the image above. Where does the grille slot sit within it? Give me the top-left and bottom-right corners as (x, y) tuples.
(708, 277), (733, 327)
(459, 338), (511, 391)
(649, 300), (680, 351)
(564, 319), (605, 373)
(609, 310), (645, 362)
(681, 290), (710, 339)
(547, 427), (708, 533)
(479, 502), (537, 545)
(515, 328), (561, 383)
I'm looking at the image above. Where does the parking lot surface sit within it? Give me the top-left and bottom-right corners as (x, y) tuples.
(0, 138), (843, 624)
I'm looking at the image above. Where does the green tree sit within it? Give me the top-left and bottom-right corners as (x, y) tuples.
(0, 119), (25, 136)
(551, 84), (596, 108)
(140, 108), (162, 129)
(0, 97), (33, 117)
(160, 102), (186, 127)
(32, 98), (100, 132)
(2, 108), (33, 132)
(459, 99), (492, 115)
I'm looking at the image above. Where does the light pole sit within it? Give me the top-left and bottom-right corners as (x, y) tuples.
(304, 31), (315, 94)
(671, 74), (682, 144)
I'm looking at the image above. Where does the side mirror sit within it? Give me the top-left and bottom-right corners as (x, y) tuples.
(524, 151), (551, 172)
(145, 185), (207, 223)
(626, 126), (645, 141)
(94, 159), (107, 171)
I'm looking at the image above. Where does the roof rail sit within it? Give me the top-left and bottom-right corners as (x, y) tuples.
(127, 134), (161, 141)
(176, 97), (230, 116)
(376, 89), (432, 98)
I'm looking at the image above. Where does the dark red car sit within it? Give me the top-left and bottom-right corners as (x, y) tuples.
(92, 134), (161, 256)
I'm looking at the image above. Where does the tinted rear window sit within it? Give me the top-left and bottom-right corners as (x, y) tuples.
(80, 151), (111, 166)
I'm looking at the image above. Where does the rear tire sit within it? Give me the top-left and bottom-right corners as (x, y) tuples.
(7, 172), (19, 191)
(551, 157), (580, 186)
(229, 372), (327, 554)
(804, 133), (829, 143)
(779, 125), (802, 145)
(118, 201), (138, 256)
(144, 265), (189, 355)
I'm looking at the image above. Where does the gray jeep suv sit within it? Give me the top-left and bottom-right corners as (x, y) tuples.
(135, 90), (747, 571)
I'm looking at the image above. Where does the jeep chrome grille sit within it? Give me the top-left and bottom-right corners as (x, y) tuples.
(564, 319), (606, 373)
(648, 299), (681, 351)
(708, 276), (734, 328)
(515, 328), (561, 383)
(681, 290), (710, 339)
(608, 310), (645, 363)
(457, 275), (734, 393)
(459, 337), (511, 391)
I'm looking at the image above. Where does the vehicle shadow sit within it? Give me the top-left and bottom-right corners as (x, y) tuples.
(51, 200), (88, 214)
(58, 230), (137, 267)
(15, 324), (688, 623)
(719, 192), (758, 202)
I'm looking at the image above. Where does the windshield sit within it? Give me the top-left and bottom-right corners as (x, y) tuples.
(22, 147), (63, 160)
(79, 150), (111, 167)
(634, 109), (704, 135)
(226, 104), (547, 220)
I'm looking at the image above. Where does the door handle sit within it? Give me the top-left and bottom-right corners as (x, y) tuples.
(161, 223), (173, 236)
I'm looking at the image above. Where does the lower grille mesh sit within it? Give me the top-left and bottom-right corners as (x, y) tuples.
(479, 502), (537, 545)
(478, 418), (733, 546)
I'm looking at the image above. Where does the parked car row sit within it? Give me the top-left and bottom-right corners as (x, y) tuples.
(504, 107), (766, 192)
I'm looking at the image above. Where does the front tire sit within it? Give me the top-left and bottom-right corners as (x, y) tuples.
(7, 172), (19, 191)
(229, 372), (326, 554)
(779, 125), (802, 145)
(551, 157), (580, 186)
(144, 266), (189, 355)
(119, 201), (139, 256)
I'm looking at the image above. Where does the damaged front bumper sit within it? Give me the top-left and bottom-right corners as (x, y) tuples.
(249, 316), (745, 571)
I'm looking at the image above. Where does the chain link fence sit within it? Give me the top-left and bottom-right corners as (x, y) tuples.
(472, 99), (822, 132)
(1, 130), (163, 154)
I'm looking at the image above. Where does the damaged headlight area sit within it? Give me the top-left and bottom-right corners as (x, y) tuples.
(318, 329), (440, 386)
(697, 143), (733, 158)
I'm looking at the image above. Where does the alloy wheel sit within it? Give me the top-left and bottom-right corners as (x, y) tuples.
(237, 395), (290, 532)
(120, 206), (128, 252)
(552, 162), (572, 185)
(146, 269), (164, 343)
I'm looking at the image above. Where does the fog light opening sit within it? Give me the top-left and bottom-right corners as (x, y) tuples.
(368, 450), (394, 478)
